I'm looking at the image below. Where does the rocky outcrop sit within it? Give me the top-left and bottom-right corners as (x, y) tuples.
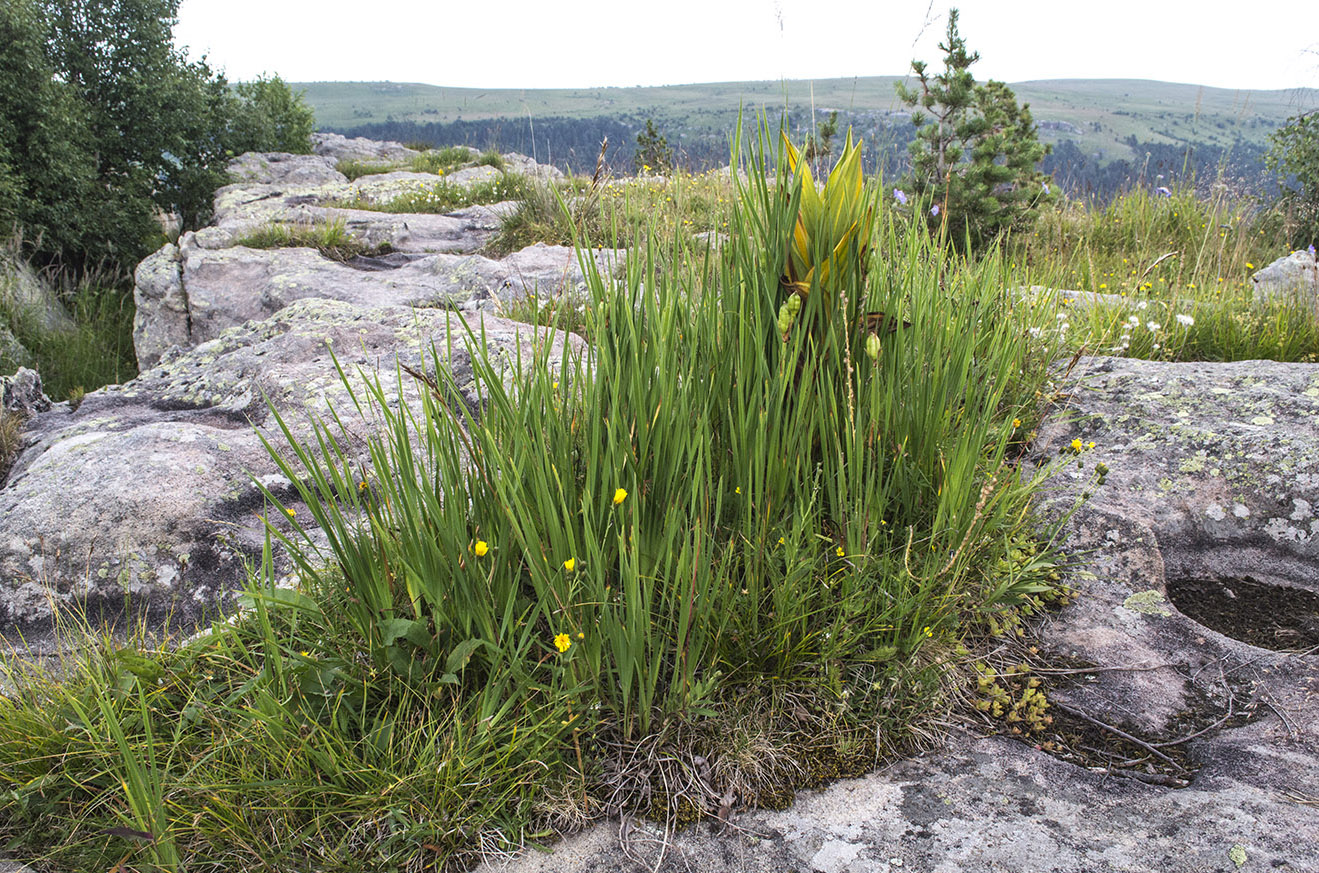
(1, 298), (582, 654)
(133, 236), (618, 370)
(1252, 249), (1318, 304)
(132, 149), (613, 369)
(311, 131), (421, 164)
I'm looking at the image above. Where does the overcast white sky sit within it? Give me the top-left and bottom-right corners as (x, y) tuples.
(174, 0), (1319, 93)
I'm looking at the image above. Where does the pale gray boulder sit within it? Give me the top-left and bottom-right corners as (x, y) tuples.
(0, 368), (50, 415)
(1, 298), (583, 655)
(1252, 249), (1318, 304)
(311, 131), (421, 164)
(0, 253), (75, 335)
(133, 236), (620, 369)
(224, 150), (345, 188)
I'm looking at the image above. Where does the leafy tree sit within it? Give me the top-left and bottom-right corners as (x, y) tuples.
(635, 118), (674, 174)
(0, 0), (124, 267)
(0, 0), (316, 272)
(1266, 110), (1319, 250)
(896, 8), (1054, 249)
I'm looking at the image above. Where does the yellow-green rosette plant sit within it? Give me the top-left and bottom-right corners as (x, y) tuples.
(779, 129), (874, 339)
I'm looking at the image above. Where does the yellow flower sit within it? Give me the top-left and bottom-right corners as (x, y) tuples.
(474, 540), (489, 558)
(1246, 263), (1254, 269)
(1012, 418), (1021, 429)
(613, 488), (628, 506)
(554, 633), (571, 653)
(735, 486), (741, 495)
(563, 557), (576, 572)
(285, 507), (296, 517)
(1071, 438), (1083, 452)
(922, 626), (933, 638)
(835, 546), (846, 557)
(778, 537), (786, 545)
(1087, 441), (1096, 450)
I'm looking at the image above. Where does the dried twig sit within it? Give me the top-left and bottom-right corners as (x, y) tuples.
(1138, 251), (1179, 283)
(1050, 699), (1185, 771)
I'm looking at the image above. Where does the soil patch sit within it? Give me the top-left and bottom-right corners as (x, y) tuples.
(1167, 575), (1319, 652)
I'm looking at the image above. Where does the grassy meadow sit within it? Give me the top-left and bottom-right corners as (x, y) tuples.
(0, 127), (1314, 873)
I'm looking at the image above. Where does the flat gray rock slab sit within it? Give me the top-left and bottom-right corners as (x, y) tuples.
(1, 298), (582, 654)
(482, 356), (1319, 872)
(481, 733), (1315, 872)
(133, 236), (619, 369)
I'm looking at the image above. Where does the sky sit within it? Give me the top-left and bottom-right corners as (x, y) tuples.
(174, 0), (1319, 94)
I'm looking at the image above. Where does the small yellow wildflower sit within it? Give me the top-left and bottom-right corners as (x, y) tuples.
(1087, 441), (1096, 450)
(1012, 418), (1021, 429)
(563, 557), (576, 572)
(358, 480), (368, 491)
(576, 632), (584, 639)
(554, 633), (571, 653)
(1071, 438), (1083, 452)
(922, 626), (934, 638)
(835, 546), (846, 558)
(474, 540), (489, 558)
(613, 488), (628, 506)
(778, 537), (786, 545)
(1246, 262), (1254, 269)
(285, 507), (296, 517)
(735, 486), (741, 494)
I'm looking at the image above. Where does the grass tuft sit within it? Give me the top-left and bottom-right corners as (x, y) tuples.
(233, 218), (387, 262)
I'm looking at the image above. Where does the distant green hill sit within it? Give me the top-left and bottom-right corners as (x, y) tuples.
(295, 78), (1319, 197)
(298, 77), (1316, 159)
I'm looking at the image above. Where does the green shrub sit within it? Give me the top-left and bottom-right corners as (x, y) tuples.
(413, 146), (476, 173)
(1, 1), (317, 274)
(476, 148), (506, 170)
(635, 118), (674, 174)
(1266, 110), (1319, 250)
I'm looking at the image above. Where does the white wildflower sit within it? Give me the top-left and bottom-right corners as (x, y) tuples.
(1137, 301), (1149, 310)
(1146, 321), (1161, 332)
(1176, 314), (1195, 327)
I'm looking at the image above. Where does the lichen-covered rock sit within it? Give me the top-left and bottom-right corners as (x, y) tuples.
(1252, 249), (1318, 303)
(481, 730), (1318, 873)
(1, 298), (583, 654)
(224, 150), (345, 188)
(311, 132), (420, 164)
(132, 145), (587, 369)
(133, 234), (619, 370)
(0, 368), (50, 415)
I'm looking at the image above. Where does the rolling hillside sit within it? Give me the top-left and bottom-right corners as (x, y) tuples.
(296, 77), (1319, 194)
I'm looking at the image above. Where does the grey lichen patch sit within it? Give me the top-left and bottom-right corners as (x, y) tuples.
(1122, 589), (1173, 617)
